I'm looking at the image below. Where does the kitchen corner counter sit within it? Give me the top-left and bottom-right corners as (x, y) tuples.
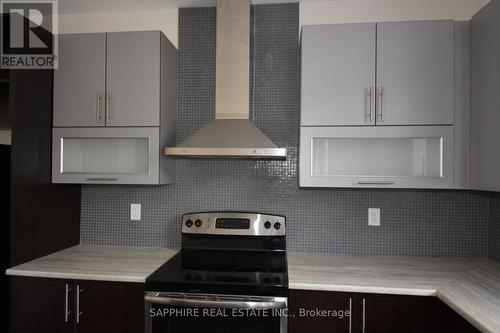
(6, 245), (178, 283)
(6, 248), (500, 332)
(288, 252), (500, 333)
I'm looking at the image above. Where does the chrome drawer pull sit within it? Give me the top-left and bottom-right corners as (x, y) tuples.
(357, 181), (394, 185)
(86, 177), (118, 181)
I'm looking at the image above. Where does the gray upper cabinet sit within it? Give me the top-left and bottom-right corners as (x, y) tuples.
(300, 20), (463, 189)
(301, 20), (455, 127)
(52, 31), (177, 185)
(53, 33), (106, 127)
(376, 21), (454, 125)
(301, 24), (376, 126)
(54, 31), (165, 128)
(470, 0), (500, 192)
(106, 31), (161, 127)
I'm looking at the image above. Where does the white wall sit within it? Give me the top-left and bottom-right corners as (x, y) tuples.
(300, 0), (490, 27)
(58, 9), (179, 48)
(57, 0), (490, 49)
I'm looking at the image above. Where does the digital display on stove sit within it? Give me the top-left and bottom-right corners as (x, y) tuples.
(215, 218), (251, 229)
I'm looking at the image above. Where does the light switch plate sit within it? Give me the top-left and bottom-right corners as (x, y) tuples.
(368, 208), (380, 226)
(130, 204), (141, 221)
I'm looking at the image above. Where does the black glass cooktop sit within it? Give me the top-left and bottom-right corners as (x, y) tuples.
(146, 249), (288, 297)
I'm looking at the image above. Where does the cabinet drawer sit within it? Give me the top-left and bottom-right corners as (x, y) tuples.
(52, 127), (160, 184)
(299, 126), (454, 188)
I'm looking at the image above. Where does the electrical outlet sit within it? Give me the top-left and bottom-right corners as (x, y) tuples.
(368, 208), (380, 226)
(130, 204), (141, 221)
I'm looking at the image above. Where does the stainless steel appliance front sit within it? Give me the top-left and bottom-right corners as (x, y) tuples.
(145, 292), (288, 333)
(181, 212), (286, 236)
(145, 211), (288, 333)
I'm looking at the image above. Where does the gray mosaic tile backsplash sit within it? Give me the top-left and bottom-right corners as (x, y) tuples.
(81, 4), (491, 257)
(489, 193), (500, 261)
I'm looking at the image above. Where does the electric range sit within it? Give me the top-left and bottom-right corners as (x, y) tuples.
(145, 212), (288, 333)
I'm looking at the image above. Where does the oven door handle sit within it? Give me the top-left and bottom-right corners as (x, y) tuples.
(145, 294), (287, 310)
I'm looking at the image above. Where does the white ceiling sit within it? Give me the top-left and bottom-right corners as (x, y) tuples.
(58, 0), (312, 14)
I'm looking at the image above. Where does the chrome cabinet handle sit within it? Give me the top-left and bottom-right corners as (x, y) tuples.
(348, 297), (352, 333)
(64, 283), (72, 323)
(357, 181), (394, 185)
(362, 298), (366, 333)
(105, 92), (111, 124)
(95, 91), (102, 124)
(367, 87), (374, 122)
(76, 285), (84, 324)
(377, 86), (385, 122)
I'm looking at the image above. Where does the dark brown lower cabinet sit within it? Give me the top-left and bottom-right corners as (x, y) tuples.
(74, 279), (145, 333)
(288, 290), (352, 332)
(423, 297), (481, 333)
(288, 290), (480, 333)
(9, 276), (145, 333)
(9, 277), (73, 333)
(361, 293), (424, 332)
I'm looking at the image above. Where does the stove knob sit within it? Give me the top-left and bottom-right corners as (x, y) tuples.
(195, 219), (203, 227)
(273, 222), (281, 230)
(264, 221), (272, 229)
(263, 277), (271, 284)
(185, 219), (193, 228)
(273, 276), (281, 284)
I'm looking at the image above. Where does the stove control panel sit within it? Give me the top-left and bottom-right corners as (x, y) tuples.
(181, 212), (285, 236)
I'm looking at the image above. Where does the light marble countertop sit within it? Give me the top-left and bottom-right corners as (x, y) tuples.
(288, 252), (500, 333)
(5, 247), (500, 332)
(287, 253), (481, 295)
(6, 245), (178, 283)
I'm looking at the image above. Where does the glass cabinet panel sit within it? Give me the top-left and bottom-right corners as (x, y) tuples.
(53, 127), (161, 184)
(300, 126), (454, 188)
(61, 138), (149, 174)
(312, 138), (442, 177)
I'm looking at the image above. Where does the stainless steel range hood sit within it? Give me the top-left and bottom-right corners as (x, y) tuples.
(165, 0), (287, 159)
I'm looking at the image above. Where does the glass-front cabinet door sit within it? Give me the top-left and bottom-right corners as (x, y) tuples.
(300, 126), (454, 188)
(52, 127), (160, 184)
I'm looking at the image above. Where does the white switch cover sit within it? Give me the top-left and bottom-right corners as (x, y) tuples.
(130, 204), (141, 221)
(368, 208), (380, 226)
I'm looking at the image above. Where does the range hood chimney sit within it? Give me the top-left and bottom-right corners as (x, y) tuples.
(165, 0), (287, 159)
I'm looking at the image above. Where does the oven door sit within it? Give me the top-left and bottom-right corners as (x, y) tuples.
(145, 292), (288, 333)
